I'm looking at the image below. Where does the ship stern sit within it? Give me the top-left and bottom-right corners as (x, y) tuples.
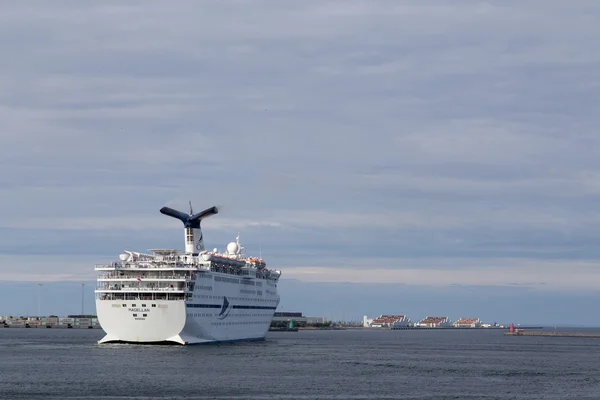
(96, 300), (187, 344)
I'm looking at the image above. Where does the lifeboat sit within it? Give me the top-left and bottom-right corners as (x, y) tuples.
(204, 253), (245, 268)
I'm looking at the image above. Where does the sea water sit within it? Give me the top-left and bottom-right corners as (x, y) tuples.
(1, 327), (600, 399)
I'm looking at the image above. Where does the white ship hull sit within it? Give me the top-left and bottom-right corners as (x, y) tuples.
(96, 272), (279, 345)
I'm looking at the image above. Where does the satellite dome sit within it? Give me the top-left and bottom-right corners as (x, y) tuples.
(227, 242), (240, 255)
(119, 254), (128, 261)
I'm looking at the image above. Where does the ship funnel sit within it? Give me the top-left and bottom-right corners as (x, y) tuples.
(160, 204), (218, 254)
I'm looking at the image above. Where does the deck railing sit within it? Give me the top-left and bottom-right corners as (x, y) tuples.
(96, 274), (189, 280)
(96, 293), (186, 301)
(95, 286), (185, 292)
(94, 262), (281, 282)
(95, 263), (203, 270)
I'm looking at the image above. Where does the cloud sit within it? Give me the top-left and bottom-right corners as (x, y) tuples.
(282, 258), (600, 291)
(0, 215), (282, 231)
(0, 255), (98, 282)
(1, 0), (600, 305)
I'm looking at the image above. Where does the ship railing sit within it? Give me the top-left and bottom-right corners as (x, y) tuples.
(95, 286), (185, 292)
(97, 293), (186, 301)
(96, 273), (189, 280)
(95, 262), (199, 270)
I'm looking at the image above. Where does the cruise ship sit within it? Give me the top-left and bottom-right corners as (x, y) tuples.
(94, 203), (281, 345)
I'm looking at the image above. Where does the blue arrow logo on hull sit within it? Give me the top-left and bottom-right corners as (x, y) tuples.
(217, 297), (231, 320)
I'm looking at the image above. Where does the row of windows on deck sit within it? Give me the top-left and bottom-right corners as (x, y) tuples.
(192, 294), (278, 303)
(188, 313), (272, 318)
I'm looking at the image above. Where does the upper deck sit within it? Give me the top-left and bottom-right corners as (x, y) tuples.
(95, 263), (200, 271)
(95, 248), (281, 281)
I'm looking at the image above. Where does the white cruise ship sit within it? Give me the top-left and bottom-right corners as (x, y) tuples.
(94, 203), (281, 345)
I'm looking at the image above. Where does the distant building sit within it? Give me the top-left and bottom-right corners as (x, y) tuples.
(274, 312), (303, 318)
(363, 315), (373, 327)
(417, 316), (452, 328)
(370, 315), (411, 328)
(453, 318), (481, 328)
(272, 312), (307, 324)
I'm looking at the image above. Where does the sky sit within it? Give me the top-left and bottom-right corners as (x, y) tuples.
(2, 0), (600, 325)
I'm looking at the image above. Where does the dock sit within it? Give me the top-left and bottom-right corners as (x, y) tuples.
(1, 315), (101, 329)
(1, 323), (101, 329)
(505, 331), (600, 338)
(268, 327), (298, 332)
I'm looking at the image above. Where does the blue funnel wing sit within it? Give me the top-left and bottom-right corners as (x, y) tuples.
(159, 207), (190, 224)
(190, 206), (219, 222)
(160, 205), (218, 228)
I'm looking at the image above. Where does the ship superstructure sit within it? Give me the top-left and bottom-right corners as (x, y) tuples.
(94, 203), (281, 345)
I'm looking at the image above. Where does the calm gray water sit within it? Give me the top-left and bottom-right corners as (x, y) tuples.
(1, 327), (600, 399)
